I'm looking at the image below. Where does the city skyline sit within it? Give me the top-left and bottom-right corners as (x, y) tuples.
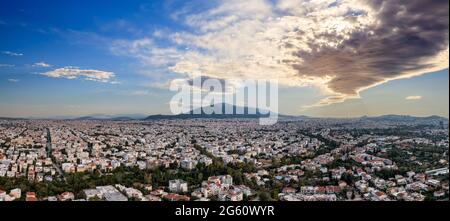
(1, 0), (449, 118)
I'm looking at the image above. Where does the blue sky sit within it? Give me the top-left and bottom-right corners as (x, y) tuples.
(0, 0), (448, 118)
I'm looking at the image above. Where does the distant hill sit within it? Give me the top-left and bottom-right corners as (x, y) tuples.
(1, 113), (447, 123)
(355, 115), (448, 127)
(362, 115), (448, 122)
(144, 103), (279, 120)
(72, 114), (146, 121)
(0, 117), (25, 120)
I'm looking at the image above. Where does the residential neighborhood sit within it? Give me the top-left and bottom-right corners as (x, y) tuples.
(0, 117), (448, 201)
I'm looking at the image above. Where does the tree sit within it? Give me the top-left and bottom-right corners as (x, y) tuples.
(258, 191), (272, 201)
(341, 172), (355, 185)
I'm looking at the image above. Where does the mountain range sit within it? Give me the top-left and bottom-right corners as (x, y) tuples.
(144, 103), (279, 120)
(1, 103), (448, 122)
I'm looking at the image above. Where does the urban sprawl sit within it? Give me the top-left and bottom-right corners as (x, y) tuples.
(0, 117), (448, 201)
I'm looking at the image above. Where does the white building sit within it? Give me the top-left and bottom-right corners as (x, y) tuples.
(169, 179), (188, 193)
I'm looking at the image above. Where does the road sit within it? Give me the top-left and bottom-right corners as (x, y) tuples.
(46, 128), (64, 180)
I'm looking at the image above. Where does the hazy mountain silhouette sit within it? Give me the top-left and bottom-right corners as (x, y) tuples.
(144, 103), (278, 120)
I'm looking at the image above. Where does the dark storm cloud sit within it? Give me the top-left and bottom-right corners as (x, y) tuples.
(293, 0), (449, 97)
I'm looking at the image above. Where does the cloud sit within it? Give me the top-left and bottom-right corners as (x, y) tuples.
(0, 64), (15, 68)
(406, 96), (422, 101)
(32, 62), (51, 68)
(109, 81), (122, 85)
(291, 0), (449, 106)
(113, 0), (449, 107)
(143, 81), (172, 90)
(111, 38), (183, 67)
(41, 67), (116, 83)
(8, 79), (20, 83)
(130, 90), (155, 96)
(2, 51), (23, 56)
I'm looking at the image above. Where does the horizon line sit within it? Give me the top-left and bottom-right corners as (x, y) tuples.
(0, 113), (448, 121)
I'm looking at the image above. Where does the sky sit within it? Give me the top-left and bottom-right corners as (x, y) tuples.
(0, 0), (448, 118)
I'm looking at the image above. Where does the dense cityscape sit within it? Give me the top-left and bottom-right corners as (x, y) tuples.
(0, 2), (449, 221)
(1, 116), (448, 201)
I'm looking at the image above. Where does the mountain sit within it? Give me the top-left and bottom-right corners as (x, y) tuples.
(1, 113), (447, 123)
(144, 103), (277, 120)
(362, 115), (448, 122)
(72, 114), (147, 121)
(358, 115), (448, 126)
(0, 117), (25, 120)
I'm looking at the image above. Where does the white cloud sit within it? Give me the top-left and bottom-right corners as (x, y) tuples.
(112, 0), (449, 107)
(143, 81), (172, 90)
(32, 62), (51, 68)
(406, 96), (423, 101)
(8, 79), (20, 83)
(41, 67), (116, 83)
(2, 51), (23, 56)
(111, 38), (183, 67)
(131, 90), (154, 96)
(109, 81), (122, 85)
